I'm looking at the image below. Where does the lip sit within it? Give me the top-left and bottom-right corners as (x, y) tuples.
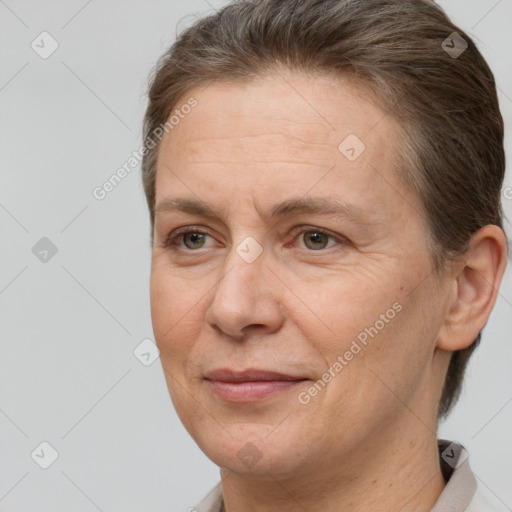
(204, 368), (308, 402)
(205, 368), (307, 382)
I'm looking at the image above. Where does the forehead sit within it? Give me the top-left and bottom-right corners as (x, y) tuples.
(163, 71), (391, 153)
(154, 71), (416, 221)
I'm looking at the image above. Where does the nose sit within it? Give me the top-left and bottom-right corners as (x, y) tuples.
(204, 243), (284, 341)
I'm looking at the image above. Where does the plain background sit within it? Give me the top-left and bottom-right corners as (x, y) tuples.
(0, 1), (511, 511)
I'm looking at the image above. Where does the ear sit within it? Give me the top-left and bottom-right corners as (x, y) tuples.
(436, 224), (509, 351)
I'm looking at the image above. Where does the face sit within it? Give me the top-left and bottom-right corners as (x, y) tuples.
(150, 71), (451, 478)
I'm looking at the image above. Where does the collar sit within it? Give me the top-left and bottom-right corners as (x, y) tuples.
(433, 439), (477, 511)
(194, 439), (477, 512)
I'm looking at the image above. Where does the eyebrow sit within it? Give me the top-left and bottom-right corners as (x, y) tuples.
(154, 196), (380, 226)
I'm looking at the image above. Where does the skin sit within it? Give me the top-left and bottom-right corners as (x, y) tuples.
(149, 69), (508, 512)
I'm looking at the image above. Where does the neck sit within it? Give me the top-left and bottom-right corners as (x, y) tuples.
(219, 417), (446, 512)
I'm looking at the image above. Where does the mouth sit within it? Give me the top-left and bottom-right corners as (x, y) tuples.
(204, 368), (309, 402)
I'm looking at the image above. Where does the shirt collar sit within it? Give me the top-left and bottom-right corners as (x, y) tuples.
(433, 439), (477, 511)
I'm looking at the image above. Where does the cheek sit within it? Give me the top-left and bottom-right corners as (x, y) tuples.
(150, 265), (208, 427)
(290, 270), (429, 392)
(286, 269), (399, 353)
(150, 263), (205, 361)
(339, 284), (440, 415)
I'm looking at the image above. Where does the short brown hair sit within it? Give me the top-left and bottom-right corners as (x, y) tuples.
(141, 0), (508, 419)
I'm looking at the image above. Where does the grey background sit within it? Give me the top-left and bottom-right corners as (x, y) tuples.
(0, 1), (511, 511)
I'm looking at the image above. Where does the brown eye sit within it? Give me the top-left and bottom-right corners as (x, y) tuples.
(292, 227), (344, 251)
(182, 232), (207, 249)
(302, 230), (331, 250)
(165, 228), (214, 251)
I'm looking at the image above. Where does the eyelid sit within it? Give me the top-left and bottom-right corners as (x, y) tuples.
(290, 225), (345, 240)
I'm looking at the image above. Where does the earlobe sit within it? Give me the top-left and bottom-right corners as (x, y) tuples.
(436, 224), (508, 352)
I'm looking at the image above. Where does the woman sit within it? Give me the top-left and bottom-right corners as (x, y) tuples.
(141, 1), (509, 510)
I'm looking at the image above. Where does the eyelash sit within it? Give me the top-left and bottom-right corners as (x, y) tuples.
(163, 226), (348, 253)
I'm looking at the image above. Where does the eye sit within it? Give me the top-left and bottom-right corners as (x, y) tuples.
(165, 228), (215, 251)
(290, 227), (347, 251)
(163, 226), (348, 253)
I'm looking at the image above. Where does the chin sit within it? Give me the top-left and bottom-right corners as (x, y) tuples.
(189, 422), (313, 476)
